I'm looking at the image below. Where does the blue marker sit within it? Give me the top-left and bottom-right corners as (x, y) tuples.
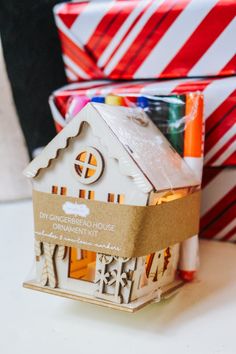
(137, 96), (149, 109)
(91, 96), (105, 103)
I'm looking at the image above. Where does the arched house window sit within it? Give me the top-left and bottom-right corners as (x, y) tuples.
(73, 146), (104, 185)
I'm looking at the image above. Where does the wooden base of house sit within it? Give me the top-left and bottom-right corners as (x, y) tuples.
(23, 279), (185, 313)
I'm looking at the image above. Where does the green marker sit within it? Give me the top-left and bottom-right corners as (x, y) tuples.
(137, 96), (169, 136)
(166, 94), (186, 156)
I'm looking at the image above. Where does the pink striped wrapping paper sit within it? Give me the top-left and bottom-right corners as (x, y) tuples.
(53, 0), (236, 82)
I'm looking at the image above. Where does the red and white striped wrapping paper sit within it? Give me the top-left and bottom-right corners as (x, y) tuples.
(50, 76), (236, 168)
(53, 0), (236, 82)
(200, 167), (236, 242)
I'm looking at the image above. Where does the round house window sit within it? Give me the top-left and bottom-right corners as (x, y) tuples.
(74, 147), (104, 184)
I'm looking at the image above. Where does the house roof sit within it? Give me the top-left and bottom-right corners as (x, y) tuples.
(24, 103), (199, 192)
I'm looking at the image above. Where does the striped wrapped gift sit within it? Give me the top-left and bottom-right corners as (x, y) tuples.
(201, 167), (236, 242)
(53, 0), (236, 82)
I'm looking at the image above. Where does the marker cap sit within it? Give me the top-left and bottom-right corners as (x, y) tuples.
(66, 96), (90, 122)
(137, 96), (149, 109)
(91, 96), (105, 103)
(105, 95), (124, 106)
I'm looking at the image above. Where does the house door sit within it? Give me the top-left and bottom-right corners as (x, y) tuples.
(68, 247), (97, 282)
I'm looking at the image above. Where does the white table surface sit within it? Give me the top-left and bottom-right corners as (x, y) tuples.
(0, 199), (236, 354)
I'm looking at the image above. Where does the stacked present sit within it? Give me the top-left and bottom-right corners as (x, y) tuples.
(51, 0), (236, 243)
(54, 0), (236, 81)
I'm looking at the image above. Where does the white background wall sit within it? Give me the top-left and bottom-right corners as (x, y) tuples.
(0, 39), (31, 201)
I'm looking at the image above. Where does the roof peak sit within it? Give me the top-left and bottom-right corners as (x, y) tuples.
(24, 103), (199, 192)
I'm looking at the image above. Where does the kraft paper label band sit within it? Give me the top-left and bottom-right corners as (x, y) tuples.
(32, 190), (201, 258)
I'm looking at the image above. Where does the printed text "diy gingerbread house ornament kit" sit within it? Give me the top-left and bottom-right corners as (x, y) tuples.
(23, 103), (201, 312)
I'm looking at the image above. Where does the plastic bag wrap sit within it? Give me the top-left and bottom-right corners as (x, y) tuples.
(23, 89), (204, 309)
(51, 89), (204, 183)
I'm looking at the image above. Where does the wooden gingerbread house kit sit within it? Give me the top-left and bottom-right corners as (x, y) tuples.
(23, 103), (201, 312)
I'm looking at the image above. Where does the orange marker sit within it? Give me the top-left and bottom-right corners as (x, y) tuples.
(184, 94), (203, 156)
(179, 93), (204, 282)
